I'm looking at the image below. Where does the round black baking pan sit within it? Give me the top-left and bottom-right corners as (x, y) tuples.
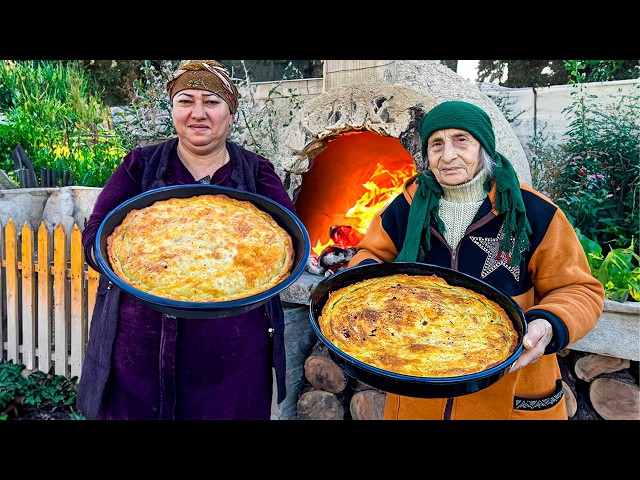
(95, 184), (310, 319)
(309, 262), (527, 398)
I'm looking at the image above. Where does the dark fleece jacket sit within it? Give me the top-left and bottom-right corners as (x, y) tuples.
(348, 174), (604, 420)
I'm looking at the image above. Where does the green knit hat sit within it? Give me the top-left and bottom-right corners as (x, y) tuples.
(396, 100), (532, 267)
(419, 100), (495, 159)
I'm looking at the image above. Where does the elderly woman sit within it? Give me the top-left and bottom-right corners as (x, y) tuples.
(77, 60), (295, 420)
(347, 100), (604, 420)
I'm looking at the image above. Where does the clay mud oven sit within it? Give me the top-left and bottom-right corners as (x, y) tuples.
(278, 84), (431, 281)
(268, 84), (436, 419)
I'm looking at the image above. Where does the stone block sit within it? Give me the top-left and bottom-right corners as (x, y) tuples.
(569, 299), (640, 361)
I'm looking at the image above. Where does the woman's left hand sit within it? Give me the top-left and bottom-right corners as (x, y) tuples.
(508, 318), (553, 373)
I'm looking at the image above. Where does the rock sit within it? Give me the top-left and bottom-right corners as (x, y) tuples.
(271, 305), (316, 420)
(0, 186), (101, 233)
(0, 188), (50, 229)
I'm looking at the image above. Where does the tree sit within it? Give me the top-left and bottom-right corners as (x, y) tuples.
(476, 60), (639, 88)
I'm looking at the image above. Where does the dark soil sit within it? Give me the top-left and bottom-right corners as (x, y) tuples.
(4, 399), (80, 420)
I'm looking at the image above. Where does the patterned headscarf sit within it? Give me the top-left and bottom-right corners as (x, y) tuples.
(166, 60), (239, 115)
(396, 100), (531, 267)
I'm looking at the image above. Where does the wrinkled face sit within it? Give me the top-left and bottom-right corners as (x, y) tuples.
(426, 128), (483, 186)
(171, 89), (233, 148)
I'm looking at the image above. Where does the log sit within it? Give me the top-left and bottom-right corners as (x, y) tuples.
(574, 354), (630, 382)
(353, 380), (378, 393)
(350, 388), (386, 420)
(297, 384), (346, 420)
(304, 340), (349, 393)
(562, 380), (577, 419)
(589, 377), (640, 420)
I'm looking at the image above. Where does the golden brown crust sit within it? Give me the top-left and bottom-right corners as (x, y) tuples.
(318, 274), (518, 377)
(107, 194), (294, 302)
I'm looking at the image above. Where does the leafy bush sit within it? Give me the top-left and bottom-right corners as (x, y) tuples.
(231, 62), (303, 160)
(576, 229), (640, 302)
(524, 85), (639, 242)
(517, 78), (639, 301)
(0, 60), (131, 187)
(552, 83), (639, 253)
(111, 60), (180, 147)
(0, 360), (82, 420)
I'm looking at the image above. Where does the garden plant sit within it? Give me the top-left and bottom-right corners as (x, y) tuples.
(0, 359), (82, 420)
(0, 60), (131, 188)
(525, 62), (639, 302)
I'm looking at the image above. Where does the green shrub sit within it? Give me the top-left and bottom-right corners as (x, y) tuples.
(523, 83), (639, 251)
(516, 77), (639, 301)
(111, 60), (180, 147)
(0, 60), (131, 187)
(552, 83), (639, 253)
(0, 360), (82, 420)
(576, 229), (640, 302)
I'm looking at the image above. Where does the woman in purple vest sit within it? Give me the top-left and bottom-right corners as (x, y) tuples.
(77, 60), (295, 420)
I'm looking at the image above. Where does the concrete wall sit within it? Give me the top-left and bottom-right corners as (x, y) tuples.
(478, 78), (639, 150)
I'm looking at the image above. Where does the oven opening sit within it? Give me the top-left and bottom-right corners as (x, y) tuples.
(294, 130), (416, 274)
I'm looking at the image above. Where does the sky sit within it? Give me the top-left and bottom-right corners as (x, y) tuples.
(456, 60), (479, 83)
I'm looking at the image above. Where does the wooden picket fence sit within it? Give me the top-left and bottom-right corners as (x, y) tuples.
(0, 218), (99, 380)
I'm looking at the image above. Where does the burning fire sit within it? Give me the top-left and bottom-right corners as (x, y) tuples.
(310, 161), (417, 270)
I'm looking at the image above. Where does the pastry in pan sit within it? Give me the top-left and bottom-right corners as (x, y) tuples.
(319, 273), (519, 377)
(107, 194), (294, 302)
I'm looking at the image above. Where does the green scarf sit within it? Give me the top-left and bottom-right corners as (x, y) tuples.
(396, 101), (531, 267)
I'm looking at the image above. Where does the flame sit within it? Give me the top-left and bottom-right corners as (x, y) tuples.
(311, 162), (417, 256)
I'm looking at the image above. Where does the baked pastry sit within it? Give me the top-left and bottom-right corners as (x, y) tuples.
(107, 194), (294, 302)
(318, 273), (518, 377)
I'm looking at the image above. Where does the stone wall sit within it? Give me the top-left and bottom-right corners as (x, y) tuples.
(0, 187), (101, 245)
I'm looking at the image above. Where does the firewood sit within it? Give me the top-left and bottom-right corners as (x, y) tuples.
(574, 354), (630, 382)
(589, 377), (640, 420)
(562, 381), (577, 419)
(304, 340), (349, 393)
(350, 388), (386, 420)
(353, 380), (379, 393)
(297, 388), (346, 420)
